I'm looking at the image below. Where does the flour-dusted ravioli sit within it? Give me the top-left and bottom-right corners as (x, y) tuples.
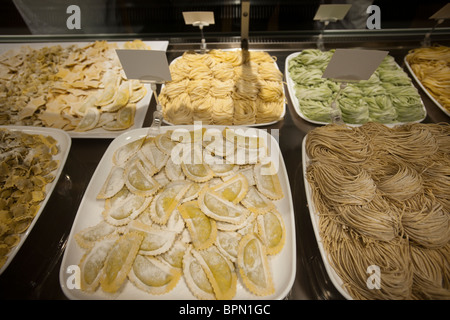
(216, 211), (256, 233)
(241, 186), (275, 214)
(128, 220), (177, 256)
(164, 209), (185, 234)
(124, 158), (160, 197)
(254, 162), (284, 200)
(112, 136), (145, 166)
(155, 130), (178, 155)
(237, 166), (256, 186)
(257, 210), (286, 255)
(222, 127), (266, 149)
(178, 200), (217, 250)
(102, 191), (151, 226)
(181, 182), (208, 203)
(128, 255), (181, 295)
(215, 231), (241, 262)
(160, 239), (188, 269)
(208, 160), (239, 177)
(237, 233), (274, 296)
(211, 173), (249, 203)
(99, 232), (143, 293)
(203, 127), (235, 158)
(192, 245), (237, 300)
(149, 180), (192, 225)
(183, 245), (216, 300)
(140, 137), (169, 172)
(74, 107), (100, 132)
(79, 235), (117, 292)
(97, 166), (125, 199)
(182, 162), (214, 183)
(75, 220), (117, 249)
(198, 189), (248, 225)
(165, 156), (185, 181)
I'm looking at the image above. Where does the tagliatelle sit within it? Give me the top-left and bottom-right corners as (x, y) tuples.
(406, 45), (450, 112)
(159, 50), (285, 125)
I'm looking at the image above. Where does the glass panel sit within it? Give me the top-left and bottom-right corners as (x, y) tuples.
(1, 0), (449, 36)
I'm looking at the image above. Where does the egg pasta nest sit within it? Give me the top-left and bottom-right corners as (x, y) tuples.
(159, 50), (285, 125)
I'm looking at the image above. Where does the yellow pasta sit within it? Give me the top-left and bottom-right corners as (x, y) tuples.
(159, 50), (284, 125)
(406, 45), (450, 112)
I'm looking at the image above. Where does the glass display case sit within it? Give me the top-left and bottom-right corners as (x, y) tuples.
(0, 0), (449, 301)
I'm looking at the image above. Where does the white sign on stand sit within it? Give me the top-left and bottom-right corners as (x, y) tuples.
(183, 11), (215, 52)
(313, 4), (352, 22)
(115, 49), (171, 134)
(321, 48), (388, 123)
(115, 49), (171, 83)
(313, 4), (352, 51)
(182, 11), (215, 26)
(429, 3), (450, 20)
(322, 49), (388, 82)
(422, 3), (450, 47)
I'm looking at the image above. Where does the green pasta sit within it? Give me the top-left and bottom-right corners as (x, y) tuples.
(289, 49), (425, 124)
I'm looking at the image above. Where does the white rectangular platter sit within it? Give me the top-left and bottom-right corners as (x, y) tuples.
(301, 135), (352, 300)
(60, 125), (296, 300)
(0, 41), (169, 138)
(404, 57), (450, 117)
(285, 51), (427, 126)
(0, 125), (71, 275)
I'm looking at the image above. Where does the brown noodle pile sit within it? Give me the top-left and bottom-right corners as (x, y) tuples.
(306, 122), (450, 299)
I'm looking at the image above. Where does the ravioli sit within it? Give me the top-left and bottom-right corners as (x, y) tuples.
(237, 233), (274, 296)
(74, 127), (287, 299)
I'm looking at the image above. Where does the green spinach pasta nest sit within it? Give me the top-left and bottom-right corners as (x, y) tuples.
(288, 49), (425, 124)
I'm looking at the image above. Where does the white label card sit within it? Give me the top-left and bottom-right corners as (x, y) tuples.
(183, 11), (215, 26)
(429, 3), (450, 20)
(115, 50), (171, 83)
(313, 4), (352, 22)
(322, 49), (388, 82)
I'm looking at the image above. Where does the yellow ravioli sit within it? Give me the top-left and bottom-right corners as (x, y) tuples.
(99, 232), (143, 293)
(79, 235), (117, 292)
(128, 255), (181, 295)
(241, 186), (275, 214)
(254, 162), (284, 200)
(237, 233), (274, 296)
(178, 200), (217, 250)
(124, 158), (160, 197)
(149, 181), (192, 225)
(211, 173), (249, 203)
(183, 246), (216, 300)
(112, 137), (145, 166)
(192, 245), (237, 300)
(257, 210), (286, 255)
(128, 220), (177, 255)
(198, 189), (248, 225)
(96, 166), (125, 199)
(74, 107), (100, 132)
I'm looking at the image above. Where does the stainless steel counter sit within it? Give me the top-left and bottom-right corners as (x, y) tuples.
(0, 39), (448, 300)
